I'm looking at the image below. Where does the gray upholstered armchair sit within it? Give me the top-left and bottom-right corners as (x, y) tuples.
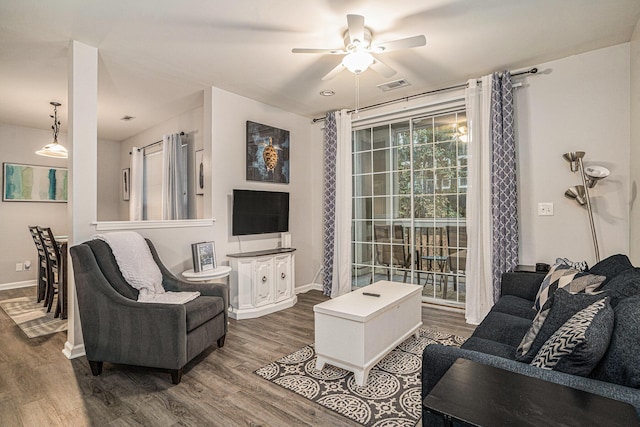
(70, 238), (228, 384)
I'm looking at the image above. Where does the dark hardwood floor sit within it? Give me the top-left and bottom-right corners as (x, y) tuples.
(0, 286), (475, 426)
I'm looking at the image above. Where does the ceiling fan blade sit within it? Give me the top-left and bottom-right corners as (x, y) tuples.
(322, 62), (346, 81)
(346, 14), (365, 45)
(370, 55), (397, 78)
(292, 48), (346, 54)
(372, 35), (426, 53)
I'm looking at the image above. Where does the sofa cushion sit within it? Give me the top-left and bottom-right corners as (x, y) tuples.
(531, 297), (613, 376)
(534, 261), (604, 311)
(589, 254), (634, 286)
(185, 295), (225, 332)
(516, 288), (607, 363)
(491, 295), (537, 320)
(461, 337), (518, 360)
(471, 312), (532, 348)
(590, 295), (640, 387)
(597, 268), (640, 308)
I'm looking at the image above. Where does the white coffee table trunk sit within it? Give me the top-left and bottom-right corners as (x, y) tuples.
(313, 281), (423, 386)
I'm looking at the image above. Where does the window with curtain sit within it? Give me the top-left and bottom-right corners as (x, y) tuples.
(351, 108), (467, 306)
(141, 144), (189, 220)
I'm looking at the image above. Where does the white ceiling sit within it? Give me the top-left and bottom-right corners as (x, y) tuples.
(1, 0), (639, 142)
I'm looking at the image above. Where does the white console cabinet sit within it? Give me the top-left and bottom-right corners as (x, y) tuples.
(227, 248), (297, 319)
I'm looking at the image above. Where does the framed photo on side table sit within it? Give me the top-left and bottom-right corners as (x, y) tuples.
(192, 241), (216, 272)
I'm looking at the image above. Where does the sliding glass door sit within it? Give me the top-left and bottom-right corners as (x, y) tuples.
(351, 109), (467, 307)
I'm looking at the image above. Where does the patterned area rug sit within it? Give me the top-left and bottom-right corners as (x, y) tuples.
(0, 297), (67, 338)
(255, 328), (465, 426)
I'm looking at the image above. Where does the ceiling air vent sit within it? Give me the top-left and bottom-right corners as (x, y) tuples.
(377, 79), (410, 92)
(120, 115), (135, 121)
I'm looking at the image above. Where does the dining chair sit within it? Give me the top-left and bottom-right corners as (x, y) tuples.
(373, 224), (411, 283)
(421, 226), (449, 291)
(37, 226), (63, 318)
(28, 226), (48, 303)
(445, 225), (467, 293)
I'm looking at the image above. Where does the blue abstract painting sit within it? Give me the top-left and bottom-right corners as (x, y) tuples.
(3, 163), (68, 202)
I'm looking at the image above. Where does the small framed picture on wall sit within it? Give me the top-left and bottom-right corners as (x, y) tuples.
(195, 149), (204, 195)
(191, 241), (216, 272)
(122, 168), (130, 201)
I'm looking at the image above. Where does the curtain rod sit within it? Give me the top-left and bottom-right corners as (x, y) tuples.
(312, 67), (538, 123)
(128, 131), (186, 155)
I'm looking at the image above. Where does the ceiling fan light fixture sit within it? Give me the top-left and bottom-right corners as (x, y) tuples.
(342, 51), (374, 74)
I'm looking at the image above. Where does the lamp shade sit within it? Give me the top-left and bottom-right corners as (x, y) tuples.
(342, 51), (374, 74)
(35, 140), (68, 158)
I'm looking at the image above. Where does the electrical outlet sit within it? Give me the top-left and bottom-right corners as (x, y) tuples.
(15, 262), (23, 272)
(538, 202), (554, 216)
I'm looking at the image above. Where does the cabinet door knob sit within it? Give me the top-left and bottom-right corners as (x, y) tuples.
(262, 276), (267, 283)
(281, 272), (286, 279)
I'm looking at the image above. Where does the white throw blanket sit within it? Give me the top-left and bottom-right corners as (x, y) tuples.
(94, 231), (199, 304)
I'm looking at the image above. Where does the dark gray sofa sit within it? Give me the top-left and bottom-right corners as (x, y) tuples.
(70, 238), (228, 384)
(422, 256), (640, 425)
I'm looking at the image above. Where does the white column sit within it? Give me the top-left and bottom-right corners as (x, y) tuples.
(63, 40), (98, 359)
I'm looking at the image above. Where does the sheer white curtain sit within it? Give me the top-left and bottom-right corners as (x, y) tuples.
(129, 147), (144, 221)
(161, 133), (187, 220)
(322, 109), (352, 298)
(332, 109), (353, 298)
(465, 76), (494, 325)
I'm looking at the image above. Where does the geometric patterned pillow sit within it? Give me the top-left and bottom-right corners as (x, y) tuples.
(533, 261), (605, 311)
(531, 298), (611, 375)
(516, 305), (551, 357)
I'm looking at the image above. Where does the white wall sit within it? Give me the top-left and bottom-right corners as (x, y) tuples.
(96, 139), (121, 221)
(517, 44), (630, 266)
(99, 104), (205, 221)
(0, 123), (68, 285)
(208, 88), (323, 288)
(630, 19), (640, 265)
(0, 123), (116, 286)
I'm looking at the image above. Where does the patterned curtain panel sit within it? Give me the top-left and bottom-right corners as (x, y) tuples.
(491, 71), (519, 301)
(323, 111), (338, 296)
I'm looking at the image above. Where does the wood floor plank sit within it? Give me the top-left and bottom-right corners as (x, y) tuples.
(0, 286), (475, 426)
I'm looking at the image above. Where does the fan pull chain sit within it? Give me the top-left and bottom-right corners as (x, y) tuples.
(355, 72), (360, 114)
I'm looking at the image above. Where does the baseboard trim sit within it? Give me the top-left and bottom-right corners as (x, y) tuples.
(63, 342), (85, 359)
(295, 283), (323, 294)
(0, 280), (36, 291)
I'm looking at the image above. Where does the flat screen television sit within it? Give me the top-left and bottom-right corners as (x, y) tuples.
(232, 189), (289, 236)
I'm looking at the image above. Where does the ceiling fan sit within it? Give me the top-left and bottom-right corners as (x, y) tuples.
(292, 14), (426, 81)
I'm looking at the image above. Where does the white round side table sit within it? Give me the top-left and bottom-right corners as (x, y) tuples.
(182, 265), (232, 282)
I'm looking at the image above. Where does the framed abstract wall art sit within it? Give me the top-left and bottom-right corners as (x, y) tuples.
(246, 121), (290, 184)
(3, 162), (68, 202)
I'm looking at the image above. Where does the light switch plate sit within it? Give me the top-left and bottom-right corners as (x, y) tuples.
(538, 202), (554, 216)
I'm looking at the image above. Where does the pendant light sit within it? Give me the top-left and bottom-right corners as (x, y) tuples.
(36, 102), (68, 158)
